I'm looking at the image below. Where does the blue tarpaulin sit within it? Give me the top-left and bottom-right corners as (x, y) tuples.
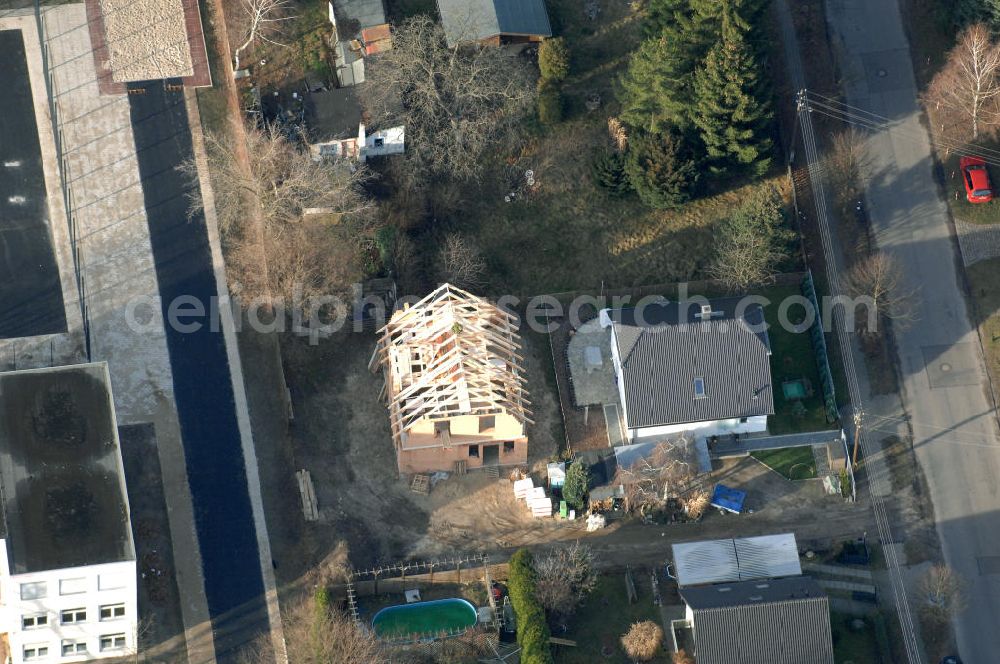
(710, 484), (746, 514)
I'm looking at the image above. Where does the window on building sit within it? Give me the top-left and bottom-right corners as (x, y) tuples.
(61, 609), (86, 624)
(98, 574), (126, 591)
(59, 578), (87, 595)
(23, 645), (48, 660)
(693, 376), (706, 399)
(435, 420), (450, 437)
(20, 582), (46, 600)
(503, 441), (515, 454)
(374, 137), (385, 147)
(99, 634), (126, 652)
(22, 613), (48, 629)
(479, 415), (496, 432)
(100, 604), (126, 621)
(61, 640), (87, 656)
(468, 445), (479, 458)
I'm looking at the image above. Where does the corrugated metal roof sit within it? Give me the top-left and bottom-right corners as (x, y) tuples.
(610, 299), (774, 429)
(734, 534), (802, 581)
(681, 577), (834, 664)
(437, 0), (552, 46)
(673, 533), (801, 587)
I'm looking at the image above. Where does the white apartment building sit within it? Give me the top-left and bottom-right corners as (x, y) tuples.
(0, 364), (137, 663)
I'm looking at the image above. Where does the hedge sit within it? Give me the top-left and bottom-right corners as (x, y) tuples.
(802, 271), (839, 422)
(508, 549), (554, 664)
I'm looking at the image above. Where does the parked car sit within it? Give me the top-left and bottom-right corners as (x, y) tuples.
(960, 156), (993, 203)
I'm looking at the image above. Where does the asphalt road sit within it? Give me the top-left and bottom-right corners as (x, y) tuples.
(128, 80), (268, 658)
(825, 1), (1000, 660)
(0, 29), (67, 338)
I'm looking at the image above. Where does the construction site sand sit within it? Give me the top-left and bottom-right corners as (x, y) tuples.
(99, 0), (193, 82)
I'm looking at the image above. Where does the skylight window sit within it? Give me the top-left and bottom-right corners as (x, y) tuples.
(694, 376), (706, 399)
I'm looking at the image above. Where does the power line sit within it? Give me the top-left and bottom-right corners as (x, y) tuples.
(795, 88), (923, 663)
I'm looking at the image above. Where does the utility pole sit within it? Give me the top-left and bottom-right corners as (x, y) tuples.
(852, 407), (864, 468)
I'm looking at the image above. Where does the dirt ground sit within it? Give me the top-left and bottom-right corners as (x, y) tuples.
(265, 321), (563, 577)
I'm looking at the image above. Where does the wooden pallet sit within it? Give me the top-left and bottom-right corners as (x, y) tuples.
(296, 469), (319, 521)
(453, 460), (467, 475)
(410, 474), (430, 495)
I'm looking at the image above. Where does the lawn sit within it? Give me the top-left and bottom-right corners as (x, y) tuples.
(963, 257), (1000, 398)
(830, 611), (884, 664)
(554, 572), (668, 664)
(751, 447), (817, 480)
(760, 284), (835, 434)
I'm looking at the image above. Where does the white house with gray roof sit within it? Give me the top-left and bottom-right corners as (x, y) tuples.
(600, 298), (774, 442)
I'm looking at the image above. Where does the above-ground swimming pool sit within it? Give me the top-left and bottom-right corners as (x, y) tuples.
(372, 598), (478, 639)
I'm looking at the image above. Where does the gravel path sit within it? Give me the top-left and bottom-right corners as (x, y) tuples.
(99, 0), (193, 82)
(955, 217), (1000, 266)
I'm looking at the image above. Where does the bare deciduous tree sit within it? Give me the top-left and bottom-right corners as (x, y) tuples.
(233, 0), (295, 71)
(709, 186), (792, 292)
(928, 23), (1000, 138)
(613, 438), (699, 514)
(842, 252), (916, 332)
(439, 234), (487, 290)
(534, 542), (598, 619)
(361, 15), (536, 183)
(826, 128), (870, 204)
(180, 123), (376, 306)
(239, 595), (382, 664)
(919, 565), (966, 616)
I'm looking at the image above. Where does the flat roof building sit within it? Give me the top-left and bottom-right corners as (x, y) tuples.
(0, 363), (137, 663)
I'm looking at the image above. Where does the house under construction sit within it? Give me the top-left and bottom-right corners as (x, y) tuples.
(370, 284), (532, 475)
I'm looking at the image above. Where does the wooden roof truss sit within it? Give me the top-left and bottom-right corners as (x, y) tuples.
(371, 284), (533, 441)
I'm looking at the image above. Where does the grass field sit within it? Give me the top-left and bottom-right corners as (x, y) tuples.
(760, 284), (835, 434)
(752, 446), (818, 480)
(554, 573), (668, 664)
(830, 611), (883, 664)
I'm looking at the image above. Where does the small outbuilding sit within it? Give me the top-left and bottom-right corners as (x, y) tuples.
(436, 0), (552, 47)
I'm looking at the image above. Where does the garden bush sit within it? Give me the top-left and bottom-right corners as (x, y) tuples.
(591, 149), (632, 196)
(538, 37), (570, 82)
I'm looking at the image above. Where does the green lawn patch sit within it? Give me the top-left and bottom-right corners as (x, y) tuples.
(759, 284), (833, 434)
(555, 573), (667, 664)
(830, 611), (883, 664)
(751, 447), (817, 480)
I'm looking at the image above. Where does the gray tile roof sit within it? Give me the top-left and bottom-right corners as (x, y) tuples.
(610, 298), (774, 429)
(681, 576), (834, 664)
(437, 0), (552, 46)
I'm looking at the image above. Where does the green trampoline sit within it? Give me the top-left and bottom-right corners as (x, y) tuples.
(782, 378), (809, 400)
(372, 598), (478, 640)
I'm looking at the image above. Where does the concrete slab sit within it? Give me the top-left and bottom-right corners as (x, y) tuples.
(567, 318), (618, 406)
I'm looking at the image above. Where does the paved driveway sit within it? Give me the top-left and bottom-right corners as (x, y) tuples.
(826, 1), (1000, 660)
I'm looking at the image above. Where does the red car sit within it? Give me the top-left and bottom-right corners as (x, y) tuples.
(961, 156), (993, 203)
